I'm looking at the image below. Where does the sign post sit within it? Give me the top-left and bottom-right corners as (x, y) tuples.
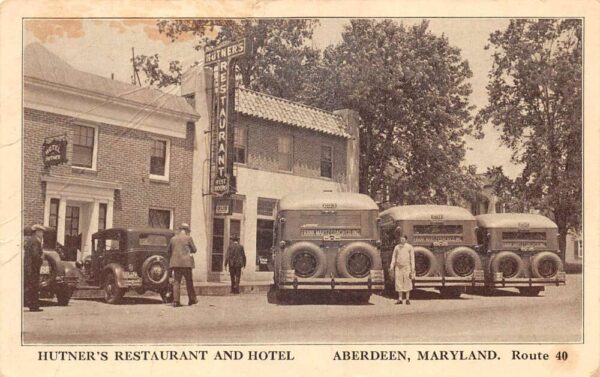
(204, 39), (248, 199)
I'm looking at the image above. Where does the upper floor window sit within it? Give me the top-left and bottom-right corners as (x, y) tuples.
(72, 125), (96, 169)
(277, 135), (293, 171)
(234, 127), (247, 164)
(320, 145), (333, 178)
(150, 139), (170, 180)
(148, 208), (172, 229)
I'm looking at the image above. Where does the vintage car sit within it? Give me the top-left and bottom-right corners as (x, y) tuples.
(76, 228), (174, 304)
(272, 192), (385, 302)
(39, 236), (80, 306)
(475, 213), (566, 296)
(378, 205), (485, 298)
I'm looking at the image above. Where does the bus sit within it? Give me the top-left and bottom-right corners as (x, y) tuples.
(379, 205), (485, 298)
(475, 213), (566, 296)
(272, 192), (384, 302)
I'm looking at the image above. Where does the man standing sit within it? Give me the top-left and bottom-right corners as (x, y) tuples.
(224, 235), (246, 294)
(24, 224), (45, 312)
(390, 229), (415, 305)
(167, 223), (198, 307)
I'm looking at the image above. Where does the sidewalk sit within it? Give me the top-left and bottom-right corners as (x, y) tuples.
(73, 281), (273, 299)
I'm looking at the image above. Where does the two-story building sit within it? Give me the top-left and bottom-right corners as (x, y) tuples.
(182, 67), (360, 282)
(23, 43), (199, 261)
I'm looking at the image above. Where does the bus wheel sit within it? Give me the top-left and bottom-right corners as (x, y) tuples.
(445, 247), (482, 277)
(413, 247), (437, 277)
(490, 251), (524, 279)
(531, 252), (563, 279)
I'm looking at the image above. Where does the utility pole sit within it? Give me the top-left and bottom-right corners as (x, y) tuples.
(131, 47), (141, 86)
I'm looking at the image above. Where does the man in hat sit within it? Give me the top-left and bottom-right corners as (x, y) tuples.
(389, 228), (415, 305)
(224, 235), (246, 294)
(24, 224), (45, 311)
(167, 223), (198, 307)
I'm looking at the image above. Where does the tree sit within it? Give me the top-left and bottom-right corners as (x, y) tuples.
(476, 19), (582, 255)
(133, 19), (320, 100)
(299, 20), (481, 204)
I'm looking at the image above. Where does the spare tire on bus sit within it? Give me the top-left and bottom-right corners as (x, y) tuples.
(281, 242), (327, 278)
(490, 251), (524, 279)
(530, 252), (563, 279)
(445, 247), (482, 278)
(413, 246), (438, 277)
(336, 242), (381, 279)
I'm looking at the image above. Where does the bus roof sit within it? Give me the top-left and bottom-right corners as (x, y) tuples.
(278, 192), (379, 211)
(379, 205), (475, 221)
(476, 213), (558, 229)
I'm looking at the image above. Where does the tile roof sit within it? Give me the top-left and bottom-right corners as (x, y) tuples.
(235, 88), (350, 138)
(24, 43), (198, 118)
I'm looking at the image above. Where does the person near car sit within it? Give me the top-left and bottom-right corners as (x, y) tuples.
(224, 235), (246, 294)
(390, 229), (415, 305)
(167, 223), (198, 307)
(24, 224), (45, 312)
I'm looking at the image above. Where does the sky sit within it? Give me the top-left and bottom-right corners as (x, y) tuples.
(24, 18), (520, 178)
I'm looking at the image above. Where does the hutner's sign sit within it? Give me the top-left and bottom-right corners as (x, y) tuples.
(204, 39), (247, 195)
(42, 135), (68, 167)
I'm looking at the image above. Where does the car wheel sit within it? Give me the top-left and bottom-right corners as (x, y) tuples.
(56, 287), (74, 306)
(103, 273), (125, 304)
(519, 287), (543, 296)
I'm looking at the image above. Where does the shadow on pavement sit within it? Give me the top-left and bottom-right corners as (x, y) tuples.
(266, 287), (374, 306)
(75, 296), (164, 305)
(378, 289), (471, 301)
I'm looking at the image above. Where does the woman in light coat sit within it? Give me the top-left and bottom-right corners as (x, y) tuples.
(390, 230), (415, 305)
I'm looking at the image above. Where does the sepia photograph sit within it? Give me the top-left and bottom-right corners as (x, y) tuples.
(18, 16), (584, 346)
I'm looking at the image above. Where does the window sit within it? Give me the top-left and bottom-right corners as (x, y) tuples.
(98, 203), (107, 231)
(277, 135), (293, 171)
(502, 231), (547, 240)
(320, 145), (333, 178)
(232, 198), (244, 214)
(256, 219), (275, 272)
(150, 139), (170, 179)
(148, 209), (172, 229)
(211, 218), (225, 272)
(575, 239), (583, 259)
(414, 225), (463, 235)
(234, 127), (247, 164)
(257, 198), (277, 217)
(72, 125), (96, 168)
(139, 234), (168, 247)
(48, 198), (60, 229)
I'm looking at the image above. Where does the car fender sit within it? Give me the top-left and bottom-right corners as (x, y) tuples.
(102, 263), (130, 289)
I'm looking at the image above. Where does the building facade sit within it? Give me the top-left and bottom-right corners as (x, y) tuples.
(182, 67), (360, 282)
(23, 43), (199, 261)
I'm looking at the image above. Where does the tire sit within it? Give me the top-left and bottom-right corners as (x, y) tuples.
(103, 272), (125, 304)
(336, 242), (381, 279)
(531, 252), (563, 279)
(56, 287), (74, 306)
(413, 247), (438, 277)
(519, 287), (543, 296)
(439, 287), (463, 299)
(281, 242), (327, 278)
(445, 247), (482, 278)
(490, 251), (524, 279)
(141, 255), (169, 289)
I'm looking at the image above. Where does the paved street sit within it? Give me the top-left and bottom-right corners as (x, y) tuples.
(23, 274), (582, 344)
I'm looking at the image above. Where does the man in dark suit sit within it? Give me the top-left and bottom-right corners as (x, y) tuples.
(24, 224), (45, 312)
(167, 223), (198, 307)
(224, 235), (246, 294)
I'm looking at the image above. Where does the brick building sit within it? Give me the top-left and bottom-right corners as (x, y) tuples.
(182, 67), (360, 282)
(23, 43), (199, 261)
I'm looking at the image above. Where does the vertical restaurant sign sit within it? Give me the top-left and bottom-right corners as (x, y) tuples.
(42, 135), (68, 167)
(204, 39), (247, 195)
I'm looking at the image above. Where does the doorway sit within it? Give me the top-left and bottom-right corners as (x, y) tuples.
(64, 205), (81, 261)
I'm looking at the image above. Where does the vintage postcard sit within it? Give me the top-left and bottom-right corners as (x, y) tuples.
(0, 1), (598, 376)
